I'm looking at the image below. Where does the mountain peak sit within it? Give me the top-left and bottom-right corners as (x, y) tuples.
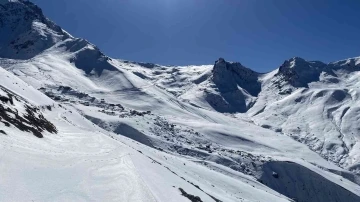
(282, 57), (311, 69)
(212, 57), (261, 96)
(0, 0), (70, 59)
(214, 57), (243, 68)
(215, 57), (226, 65)
(275, 57), (327, 87)
(291, 56), (306, 61)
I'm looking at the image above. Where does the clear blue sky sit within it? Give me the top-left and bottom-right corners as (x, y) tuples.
(32, 0), (360, 72)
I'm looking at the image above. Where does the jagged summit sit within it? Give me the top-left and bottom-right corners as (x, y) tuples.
(186, 57), (262, 113)
(275, 57), (327, 87)
(212, 57), (261, 96)
(0, 0), (70, 59)
(273, 56), (360, 89)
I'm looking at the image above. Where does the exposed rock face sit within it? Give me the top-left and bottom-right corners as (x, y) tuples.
(212, 58), (261, 96)
(0, 0), (70, 59)
(200, 58), (261, 113)
(0, 86), (57, 138)
(275, 57), (327, 87)
(274, 57), (360, 89)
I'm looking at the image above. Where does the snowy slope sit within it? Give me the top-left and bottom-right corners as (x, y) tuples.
(250, 57), (360, 173)
(2, 47), (360, 201)
(0, 66), (295, 202)
(0, 66), (53, 105)
(1, 0), (360, 202)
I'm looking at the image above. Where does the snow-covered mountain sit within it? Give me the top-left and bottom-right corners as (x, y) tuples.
(0, 0), (70, 59)
(1, 0), (360, 201)
(249, 56), (360, 172)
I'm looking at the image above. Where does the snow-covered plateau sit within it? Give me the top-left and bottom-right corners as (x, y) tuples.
(1, 1), (360, 202)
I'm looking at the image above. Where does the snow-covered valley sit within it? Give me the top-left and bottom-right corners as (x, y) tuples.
(1, 0), (360, 201)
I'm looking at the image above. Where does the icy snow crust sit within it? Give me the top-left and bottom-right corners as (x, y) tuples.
(1, 1), (360, 202)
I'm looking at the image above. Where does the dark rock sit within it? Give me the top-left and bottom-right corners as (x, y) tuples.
(178, 188), (203, 202)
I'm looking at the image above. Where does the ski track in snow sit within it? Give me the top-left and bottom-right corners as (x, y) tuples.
(0, 108), (156, 202)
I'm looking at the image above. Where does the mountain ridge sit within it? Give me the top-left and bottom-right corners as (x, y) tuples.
(1, 0), (359, 75)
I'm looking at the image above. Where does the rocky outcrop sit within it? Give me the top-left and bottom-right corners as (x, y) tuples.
(212, 58), (261, 96)
(275, 57), (327, 88)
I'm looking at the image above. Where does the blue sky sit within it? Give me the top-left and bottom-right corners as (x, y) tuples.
(32, 0), (360, 72)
